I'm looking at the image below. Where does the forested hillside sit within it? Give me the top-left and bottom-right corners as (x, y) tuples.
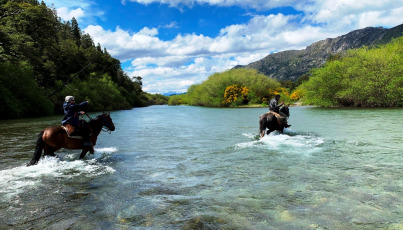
(0, 0), (166, 119)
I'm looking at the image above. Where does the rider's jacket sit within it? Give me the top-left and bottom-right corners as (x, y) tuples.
(269, 98), (281, 113)
(62, 101), (88, 127)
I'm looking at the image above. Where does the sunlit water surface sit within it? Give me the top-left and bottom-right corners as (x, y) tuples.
(0, 106), (402, 229)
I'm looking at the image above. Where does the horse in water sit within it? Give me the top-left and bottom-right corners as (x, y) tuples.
(259, 106), (290, 138)
(27, 113), (115, 166)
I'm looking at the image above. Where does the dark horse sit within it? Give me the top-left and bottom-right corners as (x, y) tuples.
(28, 113), (115, 166)
(259, 106), (290, 138)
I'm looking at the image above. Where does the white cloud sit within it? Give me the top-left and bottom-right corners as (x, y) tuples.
(159, 21), (179, 29)
(357, 6), (403, 28)
(43, 0), (104, 26)
(56, 7), (84, 21)
(126, 0), (298, 9)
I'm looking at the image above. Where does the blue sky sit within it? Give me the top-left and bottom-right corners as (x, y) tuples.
(43, 0), (403, 93)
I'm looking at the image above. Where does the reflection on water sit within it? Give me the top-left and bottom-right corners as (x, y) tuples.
(0, 106), (402, 229)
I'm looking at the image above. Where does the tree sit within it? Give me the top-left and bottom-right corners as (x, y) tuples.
(71, 17), (81, 46)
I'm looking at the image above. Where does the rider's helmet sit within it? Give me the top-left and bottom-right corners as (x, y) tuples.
(65, 96), (75, 102)
(275, 94), (281, 99)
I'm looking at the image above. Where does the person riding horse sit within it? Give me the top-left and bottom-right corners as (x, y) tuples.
(62, 96), (92, 147)
(269, 94), (291, 128)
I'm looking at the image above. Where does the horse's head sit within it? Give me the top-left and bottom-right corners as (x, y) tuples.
(97, 112), (115, 132)
(280, 105), (290, 117)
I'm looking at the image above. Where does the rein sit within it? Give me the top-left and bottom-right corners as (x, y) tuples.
(82, 113), (112, 134)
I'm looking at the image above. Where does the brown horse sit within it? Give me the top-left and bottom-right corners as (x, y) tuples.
(27, 113), (115, 166)
(259, 106), (290, 138)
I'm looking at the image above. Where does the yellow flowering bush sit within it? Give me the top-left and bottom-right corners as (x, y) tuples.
(290, 89), (305, 101)
(223, 85), (249, 106)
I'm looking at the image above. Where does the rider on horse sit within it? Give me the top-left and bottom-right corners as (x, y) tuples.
(269, 94), (291, 128)
(62, 96), (92, 147)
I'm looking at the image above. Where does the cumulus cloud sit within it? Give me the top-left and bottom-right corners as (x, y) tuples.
(43, 0), (104, 25)
(85, 12), (330, 93)
(47, 0), (403, 93)
(56, 7), (84, 21)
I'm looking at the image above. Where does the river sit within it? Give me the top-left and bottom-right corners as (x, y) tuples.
(0, 105), (402, 229)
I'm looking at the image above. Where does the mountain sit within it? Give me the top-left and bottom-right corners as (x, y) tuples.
(236, 23), (403, 81)
(162, 91), (186, 96)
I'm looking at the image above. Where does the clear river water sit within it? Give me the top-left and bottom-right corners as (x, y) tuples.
(0, 105), (402, 229)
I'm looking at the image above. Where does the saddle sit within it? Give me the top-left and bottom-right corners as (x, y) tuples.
(268, 111), (287, 125)
(268, 111), (282, 119)
(62, 124), (86, 139)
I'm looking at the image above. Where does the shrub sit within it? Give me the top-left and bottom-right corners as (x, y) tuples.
(185, 68), (281, 107)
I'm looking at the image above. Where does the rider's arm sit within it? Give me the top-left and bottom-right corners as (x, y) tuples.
(70, 101), (89, 111)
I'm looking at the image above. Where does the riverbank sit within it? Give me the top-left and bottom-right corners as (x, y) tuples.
(237, 102), (303, 108)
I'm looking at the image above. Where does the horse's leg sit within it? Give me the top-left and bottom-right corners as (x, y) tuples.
(264, 114), (276, 136)
(27, 131), (45, 166)
(259, 115), (267, 138)
(80, 148), (89, 159)
(44, 145), (57, 157)
(267, 129), (274, 135)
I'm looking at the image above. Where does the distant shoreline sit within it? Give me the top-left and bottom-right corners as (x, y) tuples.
(238, 102), (303, 108)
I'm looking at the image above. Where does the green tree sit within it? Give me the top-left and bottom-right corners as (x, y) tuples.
(70, 17), (81, 46)
(0, 62), (53, 118)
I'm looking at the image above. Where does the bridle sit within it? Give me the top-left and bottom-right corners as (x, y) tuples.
(82, 113), (114, 134)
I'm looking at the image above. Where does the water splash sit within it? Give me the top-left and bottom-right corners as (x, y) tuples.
(236, 131), (324, 155)
(0, 147), (118, 201)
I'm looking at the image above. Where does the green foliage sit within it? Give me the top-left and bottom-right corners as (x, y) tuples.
(168, 94), (188, 105)
(145, 94), (169, 105)
(185, 68), (281, 107)
(300, 37), (403, 107)
(0, 1), (154, 119)
(280, 80), (296, 91)
(60, 74), (130, 111)
(0, 62), (53, 118)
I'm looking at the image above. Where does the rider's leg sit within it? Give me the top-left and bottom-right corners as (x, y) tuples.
(80, 122), (92, 147)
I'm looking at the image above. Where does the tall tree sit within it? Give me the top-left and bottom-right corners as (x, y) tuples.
(71, 17), (80, 46)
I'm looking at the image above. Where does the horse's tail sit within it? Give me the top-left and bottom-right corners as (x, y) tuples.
(27, 131), (45, 166)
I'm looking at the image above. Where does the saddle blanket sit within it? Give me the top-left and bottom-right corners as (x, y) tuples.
(268, 111), (288, 120)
